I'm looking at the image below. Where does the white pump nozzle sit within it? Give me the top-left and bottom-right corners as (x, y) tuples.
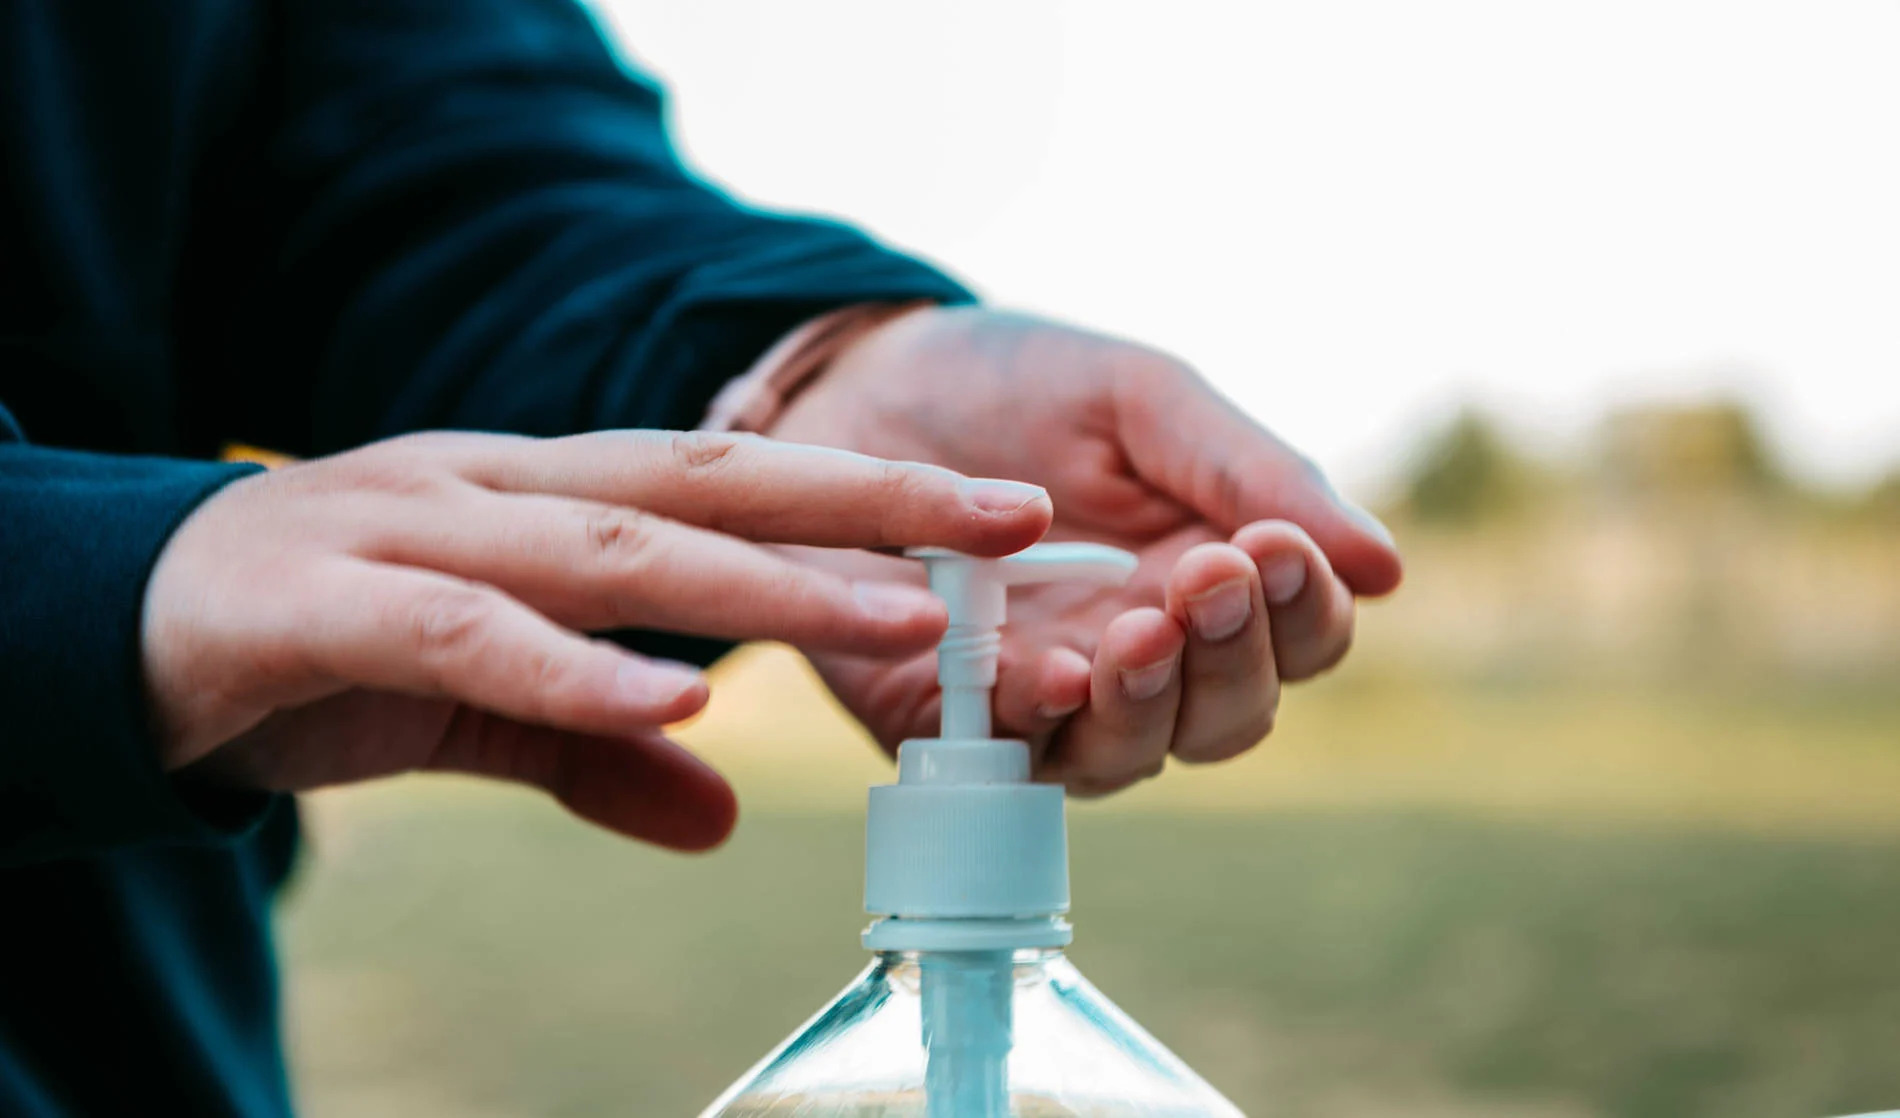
(863, 542), (1140, 953)
(868, 543), (1142, 1115)
(907, 543), (1139, 741)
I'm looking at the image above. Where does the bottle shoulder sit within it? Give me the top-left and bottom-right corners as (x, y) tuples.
(699, 952), (1244, 1118)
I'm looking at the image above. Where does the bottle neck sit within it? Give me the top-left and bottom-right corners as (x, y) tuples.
(876, 947), (1064, 966)
(862, 913), (1072, 953)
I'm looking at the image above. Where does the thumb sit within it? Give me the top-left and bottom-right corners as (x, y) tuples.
(1118, 365), (1403, 597)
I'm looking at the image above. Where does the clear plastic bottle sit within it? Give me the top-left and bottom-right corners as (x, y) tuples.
(702, 949), (1242, 1117)
(701, 544), (1245, 1117)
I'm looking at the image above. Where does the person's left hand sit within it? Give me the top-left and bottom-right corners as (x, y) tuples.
(767, 306), (1403, 795)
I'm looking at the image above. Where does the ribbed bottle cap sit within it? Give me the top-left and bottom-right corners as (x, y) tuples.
(864, 739), (1069, 923)
(861, 545), (1136, 952)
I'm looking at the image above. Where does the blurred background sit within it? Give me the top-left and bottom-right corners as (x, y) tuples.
(275, 2), (1900, 1115)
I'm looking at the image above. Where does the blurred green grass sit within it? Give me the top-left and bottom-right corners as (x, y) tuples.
(278, 653), (1900, 1118)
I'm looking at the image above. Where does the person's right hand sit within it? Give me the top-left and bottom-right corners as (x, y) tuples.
(141, 430), (1051, 850)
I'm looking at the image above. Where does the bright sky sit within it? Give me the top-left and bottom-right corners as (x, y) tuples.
(596, 0), (1900, 494)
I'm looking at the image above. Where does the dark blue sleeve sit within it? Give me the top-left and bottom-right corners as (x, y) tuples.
(224, 0), (974, 670)
(233, 0), (973, 455)
(0, 433), (277, 865)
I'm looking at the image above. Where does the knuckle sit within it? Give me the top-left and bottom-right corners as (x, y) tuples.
(379, 430), (461, 456)
(773, 570), (850, 633)
(877, 458), (931, 520)
(403, 585), (497, 665)
(1113, 344), (1192, 389)
(335, 445), (456, 499)
(872, 461), (930, 540)
(1110, 346), (1195, 414)
(876, 459), (923, 499)
(1204, 459), (1247, 526)
(513, 643), (568, 712)
(668, 430), (742, 475)
(582, 505), (659, 567)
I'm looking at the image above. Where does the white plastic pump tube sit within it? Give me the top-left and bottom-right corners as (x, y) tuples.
(919, 951), (1014, 1118)
(864, 545), (1138, 1117)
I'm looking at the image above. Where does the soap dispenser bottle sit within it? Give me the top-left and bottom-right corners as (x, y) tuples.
(700, 543), (1245, 1117)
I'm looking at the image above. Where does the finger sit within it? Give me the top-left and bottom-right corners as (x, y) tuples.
(192, 690), (460, 791)
(1041, 608), (1185, 795)
(1232, 520), (1356, 681)
(991, 645), (1093, 755)
(429, 710), (737, 851)
(363, 492), (950, 655)
(1114, 368), (1403, 595)
(301, 560), (709, 738)
(446, 429), (1052, 557)
(802, 650), (933, 754)
(1164, 542), (1278, 764)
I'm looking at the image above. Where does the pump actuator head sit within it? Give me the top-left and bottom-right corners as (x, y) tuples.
(862, 542), (1139, 953)
(908, 543), (1139, 740)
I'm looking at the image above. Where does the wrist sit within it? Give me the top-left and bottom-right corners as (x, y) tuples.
(702, 302), (936, 438)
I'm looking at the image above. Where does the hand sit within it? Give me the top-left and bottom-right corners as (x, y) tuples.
(141, 429), (1050, 848)
(767, 306), (1402, 795)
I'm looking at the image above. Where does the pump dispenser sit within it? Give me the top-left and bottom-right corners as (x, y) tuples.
(701, 544), (1244, 1118)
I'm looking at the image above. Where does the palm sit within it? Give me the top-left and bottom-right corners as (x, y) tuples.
(793, 518), (1216, 752)
(766, 307), (1392, 766)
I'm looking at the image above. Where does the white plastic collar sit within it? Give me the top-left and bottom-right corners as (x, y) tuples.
(863, 543), (1138, 952)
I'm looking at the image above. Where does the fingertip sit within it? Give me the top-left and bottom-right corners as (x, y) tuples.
(667, 780), (740, 853)
(1322, 507), (1404, 596)
(1168, 541), (1259, 600)
(956, 480), (1054, 556)
(848, 581), (951, 650)
(615, 658), (710, 723)
(1348, 545), (1404, 597)
(1101, 607), (1187, 672)
(585, 733), (738, 852)
(1231, 518), (1311, 556)
(658, 680), (711, 726)
(1317, 536), (1401, 598)
(968, 506), (1054, 557)
(1231, 521), (1325, 605)
(1034, 647), (1092, 718)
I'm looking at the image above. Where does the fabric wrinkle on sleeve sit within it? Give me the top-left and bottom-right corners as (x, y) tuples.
(0, 441), (278, 865)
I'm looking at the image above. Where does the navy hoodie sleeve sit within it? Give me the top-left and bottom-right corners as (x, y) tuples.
(0, 425), (274, 866)
(214, 0), (973, 668)
(1, 0), (972, 863)
(220, 0), (974, 456)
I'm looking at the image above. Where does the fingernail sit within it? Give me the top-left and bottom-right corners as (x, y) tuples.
(1035, 698), (1085, 720)
(1262, 554), (1307, 606)
(852, 581), (940, 623)
(1186, 578), (1252, 641)
(1118, 655), (1177, 702)
(617, 660), (702, 707)
(1343, 499), (1396, 548)
(960, 477), (1050, 515)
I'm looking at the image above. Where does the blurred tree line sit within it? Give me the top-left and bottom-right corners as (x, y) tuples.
(1398, 398), (1898, 525)
(1374, 395), (1900, 685)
